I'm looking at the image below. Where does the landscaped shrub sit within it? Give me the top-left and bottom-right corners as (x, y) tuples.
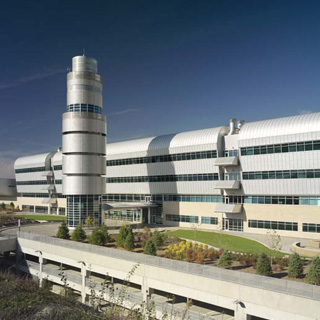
(89, 227), (106, 246)
(256, 253), (272, 276)
(116, 225), (131, 247)
(124, 231), (135, 251)
(141, 226), (152, 248)
(306, 256), (320, 285)
(288, 254), (303, 278)
(144, 239), (156, 256)
(217, 250), (232, 268)
(71, 225), (86, 242)
(56, 221), (70, 240)
(99, 224), (110, 243)
(84, 216), (95, 228)
(152, 230), (164, 248)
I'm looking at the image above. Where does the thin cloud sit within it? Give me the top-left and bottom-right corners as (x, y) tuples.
(107, 108), (142, 116)
(0, 68), (65, 90)
(298, 109), (313, 115)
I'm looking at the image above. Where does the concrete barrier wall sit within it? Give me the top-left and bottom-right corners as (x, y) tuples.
(17, 232), (320, 320)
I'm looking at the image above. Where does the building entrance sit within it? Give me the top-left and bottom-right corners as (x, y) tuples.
(223, 218), (243, 232)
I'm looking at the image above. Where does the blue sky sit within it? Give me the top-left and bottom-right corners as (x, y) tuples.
(0, 0), (320, 177)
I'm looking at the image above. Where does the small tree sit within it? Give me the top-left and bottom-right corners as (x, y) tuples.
(116, 225), (130, 247)
(89, 227), (106, 246)
(217, 250), (232, 268)
(124, 232), (135, 251)
(288, 253), (303, 278)
(0, 202), (5, 210)
(152, 230), (164, 249)
(71, 225), (87, 242)
(267, 229), (282, 265)
(256, 253), (272, 276)
(56, 221), (70, 240)
(144, 239), (156, 256)
(84, 216), (95, 228)
(9, 202), (15, 210)
(306, 256), (320, 285)
(99, 224), (110, 243)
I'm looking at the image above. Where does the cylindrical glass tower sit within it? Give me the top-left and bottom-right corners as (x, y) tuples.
(62, 56), (106, 228)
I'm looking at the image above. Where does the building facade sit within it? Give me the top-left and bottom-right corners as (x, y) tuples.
(3, 56), (320, 238)
(8, 112), (320, 239)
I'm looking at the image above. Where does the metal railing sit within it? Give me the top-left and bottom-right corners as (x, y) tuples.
(17, 231), (320, 301)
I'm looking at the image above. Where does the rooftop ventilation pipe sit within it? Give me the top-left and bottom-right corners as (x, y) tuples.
(238, 120), (245, 130)
(228, 118), (236, 135)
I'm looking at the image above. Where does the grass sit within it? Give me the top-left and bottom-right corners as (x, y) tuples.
(1, 214), (66, 221)
(168, 230), (286, 256)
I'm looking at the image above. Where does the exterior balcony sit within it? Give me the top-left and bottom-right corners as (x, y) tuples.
(214, 203), (242, 214)
(214, 180), (240, 190)
(214, 156), (239, 167)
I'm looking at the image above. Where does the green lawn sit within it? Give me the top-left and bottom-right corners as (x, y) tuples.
(168, 230), (285, 256)
(5, 214), (66, 221)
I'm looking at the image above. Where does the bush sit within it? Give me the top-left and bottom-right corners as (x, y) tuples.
(99, 224), (110, 243)
(84, 216), (94, 228)
(306, 256), (320, 285)
(71, 225), (86, 242)
(256, 253), (272, 276)
(124, 231), (135, 251)
(116, 225), (131, 247)
(144, 239), (156, 256)
(217, 250), (232, 268)
(288, 253), (303, 278)
(89, 227), (106, 246)
(152, 230), (164, 249)
(56, 221), (70, 240)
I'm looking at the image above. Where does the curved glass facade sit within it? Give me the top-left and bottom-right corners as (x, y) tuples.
(66, 104), (102, 114)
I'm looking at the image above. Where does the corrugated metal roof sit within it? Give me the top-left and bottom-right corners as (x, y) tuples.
(107, 126), (227, 155)
(14, 153), (52, 168)
(239, 112), (320, 140)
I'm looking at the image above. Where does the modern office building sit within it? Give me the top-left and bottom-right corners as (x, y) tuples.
(2, 56), (320, 238)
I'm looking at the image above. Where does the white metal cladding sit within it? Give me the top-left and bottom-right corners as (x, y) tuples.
(242, 179), (320, 196)
(106, 181), (222, 195)
(14, 152), (53, 170)
(62, 113), (106, 134)
(63, 154), (106, 175)
(72, 56), (98, 73)
(106, 159), (219, 178)
(62, 134), (106, 154)
(107, 126), (228, 159)
(51, 151), (62, 166)
(240, 152), (320, 171)
(239, 112), (320, 147)
(0, 178), (16, 197)
(63, 176), (105, 195)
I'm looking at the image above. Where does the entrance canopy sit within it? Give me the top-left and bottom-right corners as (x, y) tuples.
(103, 202), (157, 210)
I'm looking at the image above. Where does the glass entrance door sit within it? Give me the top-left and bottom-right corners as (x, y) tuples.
(223, 218), (243, 232)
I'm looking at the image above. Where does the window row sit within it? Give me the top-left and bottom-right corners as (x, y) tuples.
(245, 195), (320, 206)
(302, 223), (320, 233)
(166, 214), (199, 223)
(107, 150), (217, 167)
(164, 195), (223, 203)
(201, 217), (218, 225)
(53, 165), (62, 170)
(240, 140), (320, 156)
(19, 193), (66, 198)
(103, 194), (163, 203)
(16, 180), (62, 185)
(248, 219), (298, 231)
(106, 173), (218, 184)
(66, 104), (102, 114)
(242, 169), (320, 180)
(15, 166), (46, 174)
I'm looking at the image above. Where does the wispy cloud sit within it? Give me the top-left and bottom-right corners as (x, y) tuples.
(298, 109), (313, 115)
(107, 108), (142, 117)
(0, 68), (65, 90)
